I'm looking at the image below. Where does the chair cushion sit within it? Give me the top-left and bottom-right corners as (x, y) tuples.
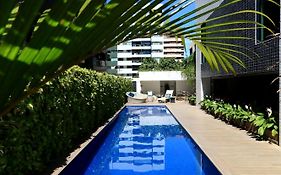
(128, 92), (134, 97)
(165, 94), (171, 99)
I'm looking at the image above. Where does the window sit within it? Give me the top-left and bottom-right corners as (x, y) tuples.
(201, 53), (207, 64)
(118, 50), (131, 53)
(152, 49), (163, 53)
(132, 65), (139, 71)
(132, 41), (151, 47)
(132, 50), (151, 55)
(132, 74), (139, 78)
(256, 0), (280, 42)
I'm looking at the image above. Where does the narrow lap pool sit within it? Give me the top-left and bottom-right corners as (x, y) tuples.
(61, 106), (221, 175)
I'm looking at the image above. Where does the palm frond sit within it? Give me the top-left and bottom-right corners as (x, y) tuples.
(0, 0), (278, 115)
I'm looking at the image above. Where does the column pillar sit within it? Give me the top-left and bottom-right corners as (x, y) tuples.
(196, 46), (204, 105)
(135, 79), (141, 93)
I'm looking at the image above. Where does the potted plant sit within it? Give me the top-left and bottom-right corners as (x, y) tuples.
(188, 95), (196, 106)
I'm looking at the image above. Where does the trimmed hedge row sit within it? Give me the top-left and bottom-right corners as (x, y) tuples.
(0, 66), (132, 175)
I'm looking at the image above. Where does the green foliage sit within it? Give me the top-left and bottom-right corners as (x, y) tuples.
(158, 58), (181, 70)
(181, 54), (195, 79)
(139, 57), (185, 71)
(187, 94), (196, 105)
(0, 66), (132, 174)
(200, 97), (278, 140)
(139, 58), (159, 71)
(253, 112), (278, 137)
(139, 57), (195, 75)
(0, 0), (274, 115)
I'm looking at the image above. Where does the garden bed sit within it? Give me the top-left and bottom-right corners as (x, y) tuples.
(200, 97), (278, 144)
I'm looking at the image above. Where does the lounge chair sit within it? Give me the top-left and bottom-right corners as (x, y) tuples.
(126, 92), (148, 103)
(147, 91), (154, 102)
(158, 90), (174, 103)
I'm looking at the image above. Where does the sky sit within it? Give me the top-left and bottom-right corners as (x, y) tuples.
(106, 0), (197, 57)
(163, 0), (196, 57)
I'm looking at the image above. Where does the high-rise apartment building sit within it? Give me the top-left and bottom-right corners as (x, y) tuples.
(107, 35), (185, 79)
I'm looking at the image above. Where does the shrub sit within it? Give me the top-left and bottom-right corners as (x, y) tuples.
(139, 57), (188, 71)
(200, 97), (278, 141)
(0, 66), (132, 175)
(187, 95), (196, 105)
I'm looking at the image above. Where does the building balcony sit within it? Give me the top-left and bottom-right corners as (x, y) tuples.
(164, 37), (178, 41)
(164, 43), (183, 47)
(151, 53), (164, 57)
(151, 35), (164, 42)
(117, 69), (138, 74)
(164, 47), (184, 52)
(117, 53), (132, 58)
(164, 54), (184, 58)
(131, 38), (151, 42)
(117, 61), (133, 66)
(131, 62), (142, 66)
(131, 53), (151, 57)
(131, 46), (151, 50)
(117, 45), (132, 50)
(151, 45), (164, 50)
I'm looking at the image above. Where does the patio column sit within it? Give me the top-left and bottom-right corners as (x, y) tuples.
(135, 79), (141, 93)
(196, 46), (204, 105)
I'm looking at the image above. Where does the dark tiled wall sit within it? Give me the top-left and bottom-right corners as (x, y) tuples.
(201, 0), (279, 78)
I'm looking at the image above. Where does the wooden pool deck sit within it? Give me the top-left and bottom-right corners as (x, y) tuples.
(164, 102), (281, 175)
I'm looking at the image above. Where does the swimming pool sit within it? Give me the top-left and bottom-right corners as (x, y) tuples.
(61, 106), (221, 175)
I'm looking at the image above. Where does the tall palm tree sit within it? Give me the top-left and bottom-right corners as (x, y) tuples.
(0, 0), (277, 116)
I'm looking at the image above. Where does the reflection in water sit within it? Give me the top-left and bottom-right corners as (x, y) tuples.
(83, 106), (220, 175)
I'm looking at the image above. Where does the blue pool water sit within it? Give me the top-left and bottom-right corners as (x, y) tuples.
(61, 106), (221, 175)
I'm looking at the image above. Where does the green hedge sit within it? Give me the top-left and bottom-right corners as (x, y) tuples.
(0, 66), (132, 175)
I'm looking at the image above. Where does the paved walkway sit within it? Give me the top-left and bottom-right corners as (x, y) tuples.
(166, 102), (281, 175)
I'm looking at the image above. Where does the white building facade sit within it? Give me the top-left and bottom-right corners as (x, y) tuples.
(107, 35), (185, 79)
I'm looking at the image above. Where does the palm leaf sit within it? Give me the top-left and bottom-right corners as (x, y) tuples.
(0, 0), (278, 115)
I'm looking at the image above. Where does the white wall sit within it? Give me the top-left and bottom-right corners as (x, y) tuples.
(140, 80), (190, 96)
(139, 71), (186, 81)
(141, 81), (161, 95)
(176, 81), (189, 94)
